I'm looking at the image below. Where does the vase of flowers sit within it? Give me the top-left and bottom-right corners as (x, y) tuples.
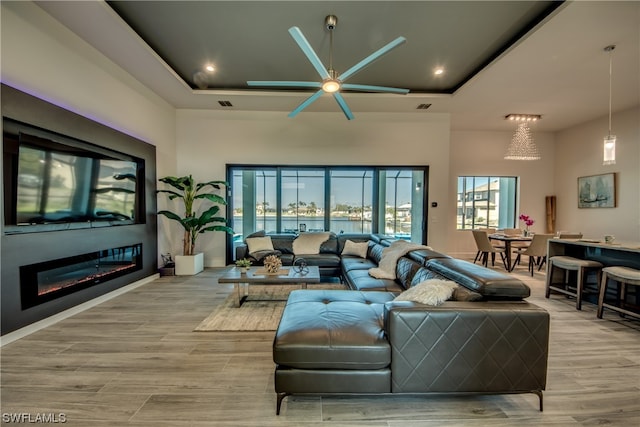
(519, 214), (535, 236)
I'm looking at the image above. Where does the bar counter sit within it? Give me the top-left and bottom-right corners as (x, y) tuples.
(548, 238), (640, 269)
(547, 238), (640, 305)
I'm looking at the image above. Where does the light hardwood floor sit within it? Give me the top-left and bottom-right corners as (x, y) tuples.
(1, 260), (639, 426)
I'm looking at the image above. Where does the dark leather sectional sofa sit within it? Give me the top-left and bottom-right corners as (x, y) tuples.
(236, 231), (374, 277)
(237, 232), (550, 414)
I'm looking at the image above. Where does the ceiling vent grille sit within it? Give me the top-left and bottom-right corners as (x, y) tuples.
(218, 100), (233, 107)
(416, 103), (432, 110)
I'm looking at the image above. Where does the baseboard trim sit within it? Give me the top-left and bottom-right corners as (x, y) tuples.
(0, 274), (159, 347)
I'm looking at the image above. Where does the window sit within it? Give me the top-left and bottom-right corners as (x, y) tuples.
(228, 166), (428, 260)
(329, 170), (373, 234)
(456, 176), (517, 230)
(381, 170), (424, 240)
(281, 169), (325, 232)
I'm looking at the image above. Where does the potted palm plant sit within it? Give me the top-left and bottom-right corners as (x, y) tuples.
(157, 175), (233, 275)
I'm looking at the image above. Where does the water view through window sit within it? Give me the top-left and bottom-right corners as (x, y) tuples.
(228, 166), (428, 255)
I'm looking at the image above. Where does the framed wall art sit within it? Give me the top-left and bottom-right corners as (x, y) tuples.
(578, 173), (616, 208)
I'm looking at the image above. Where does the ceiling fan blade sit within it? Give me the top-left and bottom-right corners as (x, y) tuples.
(247, 81), (322, 89)
(332, 92), (354, 120)
(288, 89), (324, 118)
(288, 27), (331, 80)
(342, 84), (409, 94)
(339, 37), (407, 82)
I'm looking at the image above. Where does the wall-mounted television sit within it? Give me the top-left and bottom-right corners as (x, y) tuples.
(3, 117), (145, 233)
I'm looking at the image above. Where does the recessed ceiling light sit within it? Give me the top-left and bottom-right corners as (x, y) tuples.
(205, 64), (215, 73)
(434, 67), (444, 76)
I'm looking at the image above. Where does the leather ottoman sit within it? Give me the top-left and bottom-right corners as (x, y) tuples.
(273, 289), (396, 413)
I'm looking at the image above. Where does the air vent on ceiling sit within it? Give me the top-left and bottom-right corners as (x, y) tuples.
(416, 103), (432, 110)
(218, 100), (233, 107)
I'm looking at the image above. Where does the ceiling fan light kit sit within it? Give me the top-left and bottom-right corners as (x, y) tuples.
(247, 15), (409, 120)
(321, 68), (340, 93)
(321, 80), (340, 93)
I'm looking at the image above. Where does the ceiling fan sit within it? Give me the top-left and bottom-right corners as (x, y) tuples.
(247, 15), (409, 120)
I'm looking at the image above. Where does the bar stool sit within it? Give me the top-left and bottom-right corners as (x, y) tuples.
(545, 256), (603, 310)
(597, 266), (640, 319)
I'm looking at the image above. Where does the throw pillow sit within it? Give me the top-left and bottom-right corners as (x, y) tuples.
(394, 279), (457, 306)
(246, 230), (266, 239)
(341, 240), (368, 258)
(292, 232), (331, 255)
(246, 236), (274, 254)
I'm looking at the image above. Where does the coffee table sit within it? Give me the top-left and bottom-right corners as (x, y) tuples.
(218, 266), (321, 307)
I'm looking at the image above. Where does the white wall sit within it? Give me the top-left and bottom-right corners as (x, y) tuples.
(175, 110), (451, 266)
(554, 107), (640, 242)
(449, 130), (556, 257)
(1, 2), (177, 263)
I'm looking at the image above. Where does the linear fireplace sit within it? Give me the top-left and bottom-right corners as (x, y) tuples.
(20, 243), (142, 309)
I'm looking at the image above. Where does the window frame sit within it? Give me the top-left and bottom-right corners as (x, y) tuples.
(226, 164), (429, 263)
(456, 175), (518, 230)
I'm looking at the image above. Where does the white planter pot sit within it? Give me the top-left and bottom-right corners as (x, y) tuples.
(175, 253), (204, 275)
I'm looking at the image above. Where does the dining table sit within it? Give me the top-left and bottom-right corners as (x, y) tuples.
(488, 233), (533, 272)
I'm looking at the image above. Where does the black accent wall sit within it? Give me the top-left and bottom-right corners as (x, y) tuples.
(1, 84), (158, 335)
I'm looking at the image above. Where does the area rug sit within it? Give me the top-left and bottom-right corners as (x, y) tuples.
(194, 283), (345, 332)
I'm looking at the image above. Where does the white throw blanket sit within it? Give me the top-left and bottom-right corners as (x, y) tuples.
(369, 240), (432, 279)
(292, 232), (331, 255)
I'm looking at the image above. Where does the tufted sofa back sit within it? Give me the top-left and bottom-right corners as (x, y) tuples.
(396, 257), (422, 290)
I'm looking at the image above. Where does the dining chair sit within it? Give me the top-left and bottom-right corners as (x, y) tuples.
(512, 233), (553, 275)
(501, 228), (522, 236)
(473, 228), (497, 263)
(471, 230), (508, 269)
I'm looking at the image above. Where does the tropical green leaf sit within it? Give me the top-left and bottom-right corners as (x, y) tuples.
(182, 216), (200, 228)
(196, 180), (228, 192)
(197, 206), (220, 224)
(195, 193), (227, 205)
(157, 210), (182, 222)
(158, 176), (187, 191)
(156, 189), (183, 199)
(199, 216), (226, 229)
(200, 225), (234, 234)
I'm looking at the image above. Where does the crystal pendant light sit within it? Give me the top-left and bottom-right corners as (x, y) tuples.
(603, 45), (616, 165)
(504, 114), (541, 160)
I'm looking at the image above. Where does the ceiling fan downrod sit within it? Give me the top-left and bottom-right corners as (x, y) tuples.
(322, 15), (340, 92)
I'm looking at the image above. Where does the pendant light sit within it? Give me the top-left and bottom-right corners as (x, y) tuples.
(504, 114), (542, 160)
(603, 45), (616, 165)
